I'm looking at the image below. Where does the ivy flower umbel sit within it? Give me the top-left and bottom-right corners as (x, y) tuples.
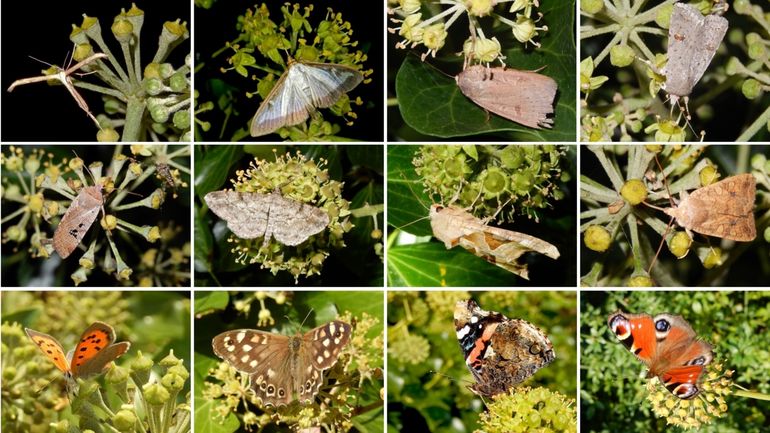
(7, 4), (191, 141)
(223, 3), (371, 140)
(218, 151), (353, 282)
(388, 0), (546, 64)
(1, 146), (190, 286)
(477, 386), (576, 433)
(413, 145), (567, 223)
(646, 362), (732, 429)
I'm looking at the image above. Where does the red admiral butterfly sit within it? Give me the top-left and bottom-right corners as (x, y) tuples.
(607, 311), (713, 399)
(453, 299), (555, 397)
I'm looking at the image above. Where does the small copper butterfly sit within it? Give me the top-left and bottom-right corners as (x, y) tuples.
(25, 321), (131, 392)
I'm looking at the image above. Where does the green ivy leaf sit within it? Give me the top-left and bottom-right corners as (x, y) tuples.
(387, 243), (515, 286)
(394, 1), (576, 140)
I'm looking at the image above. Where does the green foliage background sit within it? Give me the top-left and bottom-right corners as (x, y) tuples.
(388, 0), (576, 141)
(387, 145), (576, 286)
(193, 145), (383, 286)
(581, 290), (770, 432)
(193, 290), (384, 433)
(387, 290), (577, 433)
(1, 291), (191, 432)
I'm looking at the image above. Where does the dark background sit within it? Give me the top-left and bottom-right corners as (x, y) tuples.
(1, 0), (190, 141)
(194, 0), (383, 141)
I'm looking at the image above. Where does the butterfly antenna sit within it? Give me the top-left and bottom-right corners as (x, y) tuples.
(299, 309), (314, 329)
(33, 375), (58, 394)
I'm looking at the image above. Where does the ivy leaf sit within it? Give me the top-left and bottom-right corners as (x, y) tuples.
(394, 0), (575, 140)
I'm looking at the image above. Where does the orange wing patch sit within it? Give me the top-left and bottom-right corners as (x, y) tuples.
(72, 327), (113, 370)
(25, 329), (69, 373)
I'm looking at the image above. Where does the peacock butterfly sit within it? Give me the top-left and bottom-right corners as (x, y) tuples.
(607, 311), (713, 399)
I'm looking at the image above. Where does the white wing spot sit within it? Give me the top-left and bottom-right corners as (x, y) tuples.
(240, 355), (250, 363)
(316, 355), (324, 364)
(322, 338), (330, 347)
(243, 344), (253, 352)
(236, 332), (246, 343)
(249, 360), (258, 368)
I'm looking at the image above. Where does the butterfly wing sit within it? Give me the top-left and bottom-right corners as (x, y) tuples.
(70, 321), (130, 378)
(212, 329), (294, 407)
(652, 314), (712, 399)
(25, 328), (70, 374)
(608, 312), (712, 399)
(296, 321), (352, 404)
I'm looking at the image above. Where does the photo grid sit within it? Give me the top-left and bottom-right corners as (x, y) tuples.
(0, 1), (768, 433)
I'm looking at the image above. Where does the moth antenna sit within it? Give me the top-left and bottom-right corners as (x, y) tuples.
(398, 172), (431, 212)
(27, 55), (54, 68)
(646, 153), (676, 275)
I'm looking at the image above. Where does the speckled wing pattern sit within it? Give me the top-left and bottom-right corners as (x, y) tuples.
(204, 190), (330, 246)
(211, 321), (351, 407)
(665, 3), (728, 98)
(250, 61), (363, 137)
(665, 174), (755, 241)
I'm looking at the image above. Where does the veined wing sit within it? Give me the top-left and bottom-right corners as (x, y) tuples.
(293, 62), (363, 108)
(250, 66), (314, 137)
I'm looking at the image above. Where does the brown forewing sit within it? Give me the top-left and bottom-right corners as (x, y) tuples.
(665, 174), (756, 241)
(456, 65), (557, 129)
(53, 185), (103, 258)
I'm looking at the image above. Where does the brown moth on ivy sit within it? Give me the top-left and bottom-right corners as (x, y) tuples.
(51, 158), (109, 260)
(663, 174), (756, 242)
(429, 204), (560, 280)
(456, 65), (557, 129)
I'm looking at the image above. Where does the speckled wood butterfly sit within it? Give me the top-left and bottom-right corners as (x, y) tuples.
(211, 320), (352, 407)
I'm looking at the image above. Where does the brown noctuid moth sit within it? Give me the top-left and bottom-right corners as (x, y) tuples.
(52, 184), (104, 259)
(663, 173), (756, 242)
(429, 204), (560, 280)
(456, 65), (557, 129)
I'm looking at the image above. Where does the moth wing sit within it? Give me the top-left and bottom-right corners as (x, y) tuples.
(53, 185), (103, 259)
(250, 67), (313, 137)
(684, 174), (756, 241)
(267, 195), (329, 246)
(25, 328), (70, 374)
(211, 329), (294, 407)
(684, 13), (727, 92)
(70, 321), (129, 378)
(294, 62), (363, 108)
(666, 3), (727, 96)
(483, 225), (560, 260)
(204, 191), (269, 239)
(457, 66), (557, 129)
